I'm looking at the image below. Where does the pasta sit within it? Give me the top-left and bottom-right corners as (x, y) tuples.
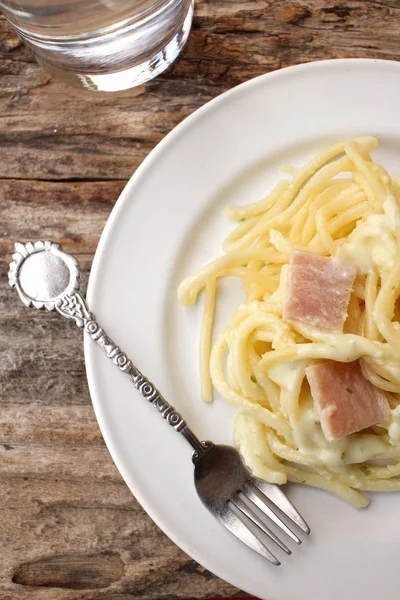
(178, 137), (400, 507)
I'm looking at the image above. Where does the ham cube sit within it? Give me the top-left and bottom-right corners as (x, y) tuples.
(283, 250), (357, 330)
(306, 360), (391, 441)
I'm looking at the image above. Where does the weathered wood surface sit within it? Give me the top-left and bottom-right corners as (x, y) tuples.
(1, 1), (399, 598)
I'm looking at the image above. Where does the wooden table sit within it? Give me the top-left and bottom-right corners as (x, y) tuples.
(0, 1), (398, 598)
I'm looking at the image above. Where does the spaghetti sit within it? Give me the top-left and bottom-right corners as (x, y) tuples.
(178, 137), (400, 507)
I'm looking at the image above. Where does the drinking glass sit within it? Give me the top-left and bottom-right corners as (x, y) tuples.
(0, 0), (194, 91)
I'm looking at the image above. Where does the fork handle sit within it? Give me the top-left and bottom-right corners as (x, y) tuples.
(56, 291), (210, 462)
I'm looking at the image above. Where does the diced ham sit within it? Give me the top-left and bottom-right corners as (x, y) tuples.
(306, 360), (391, 441)
(283, 250), (357, 331)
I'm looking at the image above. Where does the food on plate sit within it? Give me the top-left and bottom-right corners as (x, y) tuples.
(178, 137), (400, 507)
(305, 360), (391, 441)
(283, 250), (357, 330)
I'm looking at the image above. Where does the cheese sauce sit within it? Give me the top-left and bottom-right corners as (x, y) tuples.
(270, 361), (391, 466)
(336, 195), (400, 273)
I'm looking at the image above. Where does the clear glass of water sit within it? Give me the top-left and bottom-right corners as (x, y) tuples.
(0, 0), (194, 92)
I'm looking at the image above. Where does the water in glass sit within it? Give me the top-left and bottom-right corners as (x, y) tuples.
(0, 0), (194, 91)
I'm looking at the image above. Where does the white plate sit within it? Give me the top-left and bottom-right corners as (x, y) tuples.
(85, 59), (400, 599)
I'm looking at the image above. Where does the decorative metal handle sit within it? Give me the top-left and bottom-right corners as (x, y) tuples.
(9, 241), (211, 463)
(56, 291), (210, 461)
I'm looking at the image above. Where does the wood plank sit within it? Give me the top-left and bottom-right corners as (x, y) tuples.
(0, 475), (237, 600)
(1, 2), (399, 181)
(1, 1), (399, 597)
(0, 404), (102, 444)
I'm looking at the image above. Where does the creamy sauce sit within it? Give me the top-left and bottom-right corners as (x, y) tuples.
(269, 360), (392, 466)
(295, 335), (387, 363)
(337, 216), (396, 274)
(266, 194), (400, 471)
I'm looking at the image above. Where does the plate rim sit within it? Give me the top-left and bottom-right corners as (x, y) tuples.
(84, 57), (400, 595)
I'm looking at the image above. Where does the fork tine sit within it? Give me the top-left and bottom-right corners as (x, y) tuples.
(231, 494), (291, 555)
(243, 482), (301, 545)
(221, 505), (280, 566)
(249, 476), (310, 535)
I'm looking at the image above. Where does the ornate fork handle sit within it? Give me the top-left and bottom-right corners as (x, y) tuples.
(9, 241), (211, 462)
(56, 292), (210, 462)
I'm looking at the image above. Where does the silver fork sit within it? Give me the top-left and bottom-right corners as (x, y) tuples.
(9, 240), (310, 566)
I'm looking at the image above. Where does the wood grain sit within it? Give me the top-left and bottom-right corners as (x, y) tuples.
(1, 1), (399, 598)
